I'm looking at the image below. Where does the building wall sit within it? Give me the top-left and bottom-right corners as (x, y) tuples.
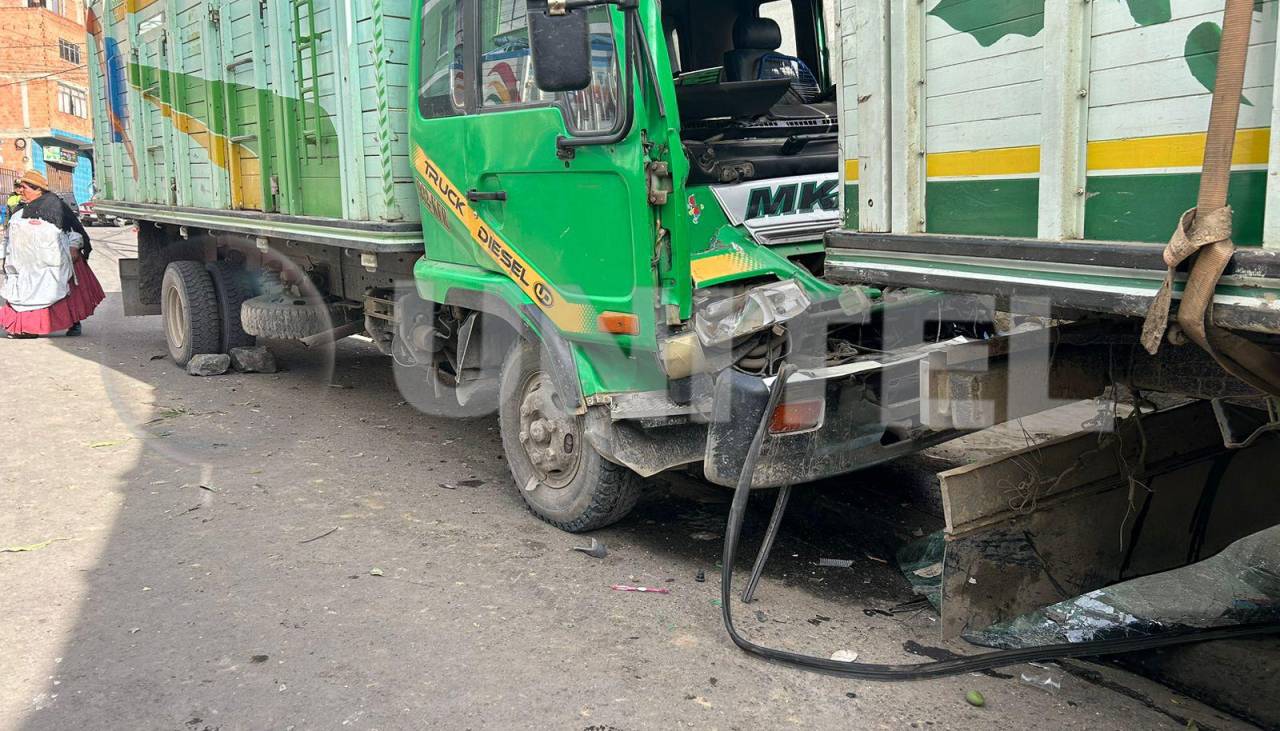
(0, 0), (94, 203)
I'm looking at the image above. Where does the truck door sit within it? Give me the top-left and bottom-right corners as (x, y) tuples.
(467, 1), (644, 336)
(414, 0), (646, 338)
(411, 0), (473, 263)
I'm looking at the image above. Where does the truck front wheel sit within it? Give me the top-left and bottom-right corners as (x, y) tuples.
(498, 339), (642, 532)
(161, 261), (222, 366)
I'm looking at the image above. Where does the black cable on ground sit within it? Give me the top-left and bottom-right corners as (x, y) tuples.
(719, 364), (1280, 681)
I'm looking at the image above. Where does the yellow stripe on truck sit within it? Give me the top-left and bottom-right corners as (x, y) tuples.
(411, 146), (592, 334)
(690, 250), (754, 286)
(927, 145), (1041, 178)
(1086, 128), (1269, 172)
(891, 128), (1274, 180)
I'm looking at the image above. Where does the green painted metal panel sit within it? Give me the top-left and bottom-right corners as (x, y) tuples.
(926, 178), (1040, 239)
(1085, 171), (1267, 246)
(842, 183), (859, 229)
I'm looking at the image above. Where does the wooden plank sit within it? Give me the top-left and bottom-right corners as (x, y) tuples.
(925, 46), (1042, 99)
(939, 401), (1216, 532)
(1088, 45), (1277, 108)
(936, 401), (1280, 639)
(1089, 89), (1276, 141)
(926, 80), (1042, 127)
(1090, 10), (1278, 71)
(1037, 0), (1089, 240)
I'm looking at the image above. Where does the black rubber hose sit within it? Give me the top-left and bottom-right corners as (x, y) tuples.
(719, 365), (1280, 680)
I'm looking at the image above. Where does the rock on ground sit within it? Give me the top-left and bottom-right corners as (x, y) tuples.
(186, 353), (230, 376)
(230, 345), (277, 374)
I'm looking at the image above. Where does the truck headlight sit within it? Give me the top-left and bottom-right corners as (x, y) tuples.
(694, 279), (811, 347)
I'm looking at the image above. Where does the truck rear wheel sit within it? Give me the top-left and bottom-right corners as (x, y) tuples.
(498, 339), (642, 532)
(162, 261), (222, 366)
(206, 261), (257, 352)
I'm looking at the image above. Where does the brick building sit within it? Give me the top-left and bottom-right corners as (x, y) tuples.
(0, 0), (94, 205)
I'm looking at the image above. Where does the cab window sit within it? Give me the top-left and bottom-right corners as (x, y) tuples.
(419, 0), (465, 119)
(476, 0), (621, 133)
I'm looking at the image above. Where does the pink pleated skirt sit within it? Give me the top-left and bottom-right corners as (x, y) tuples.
(1, 258), (106, 336)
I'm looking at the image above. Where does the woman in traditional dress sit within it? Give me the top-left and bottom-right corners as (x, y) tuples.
(0, 171), (105, 338)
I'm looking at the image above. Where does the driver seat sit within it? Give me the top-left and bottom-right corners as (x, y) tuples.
(723, 16), (821, 102)
(723, 16), (782, 83)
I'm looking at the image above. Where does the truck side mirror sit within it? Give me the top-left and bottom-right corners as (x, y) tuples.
(527, 0), (593, 92)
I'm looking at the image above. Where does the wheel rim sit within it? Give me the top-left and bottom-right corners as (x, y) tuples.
(163, 284), (187, 352)
(517, 371), (583, 489)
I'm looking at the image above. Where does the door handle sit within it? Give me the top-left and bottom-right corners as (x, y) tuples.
(466, 189), (507, 202)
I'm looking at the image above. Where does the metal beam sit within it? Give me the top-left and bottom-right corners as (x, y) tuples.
(888, 0), (925, 234)
(1037, 0), (1091, 240)
(851, 0), (891, 232)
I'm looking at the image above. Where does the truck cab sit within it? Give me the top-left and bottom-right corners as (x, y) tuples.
(402, 0), (987, 530)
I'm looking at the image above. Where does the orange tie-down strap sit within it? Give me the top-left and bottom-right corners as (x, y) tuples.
(1142, 206), (1280, 397)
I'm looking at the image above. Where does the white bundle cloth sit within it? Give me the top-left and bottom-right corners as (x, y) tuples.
(0, 211), (78, 312)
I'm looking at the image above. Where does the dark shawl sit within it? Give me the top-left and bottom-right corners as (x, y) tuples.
(21, 191), (91, 259)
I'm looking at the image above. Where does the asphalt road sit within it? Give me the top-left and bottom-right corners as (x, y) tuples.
(0, 228), (1250, 730)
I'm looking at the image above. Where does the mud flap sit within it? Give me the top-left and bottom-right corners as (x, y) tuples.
(584, 410), (706, 476)
(119, 258), (161, 316)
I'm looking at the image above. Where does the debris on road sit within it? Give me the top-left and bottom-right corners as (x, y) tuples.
(830, 650), (859, 662)
(145, 406), (188, 424)
(88, 439), (126, 448)
(818, 558), (854, 568)
(570, 538), (607, 559)
(690, 531), (719, 541)
(1, 538), (69, 553)
(230, 346), (277, 373)
(610, 584), (669, 594)
(965, 690), (986, 707)
(298, 527), (339, 544)
(370, 568), (384, 576)
(1019, 672), (1061, 693)
(186, 353), (231, 376)
(694, 569), (706, 583)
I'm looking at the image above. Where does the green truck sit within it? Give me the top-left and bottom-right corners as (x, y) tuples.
(89, 0), (1280, 531)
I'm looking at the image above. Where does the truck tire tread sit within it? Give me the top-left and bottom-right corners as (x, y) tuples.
(499, 339), (642, 533)
(163, 260), (222, 365)
(206, 261), (257, 352)
(241, 295), (345, 340)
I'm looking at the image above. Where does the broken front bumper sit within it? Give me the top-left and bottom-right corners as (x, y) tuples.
(701, 363), (958, 489)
